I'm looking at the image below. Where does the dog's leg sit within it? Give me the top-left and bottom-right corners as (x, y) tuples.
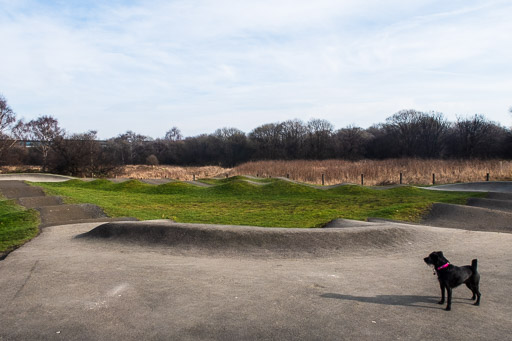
(473, 274), (481, 306)
(465, 282), (477, 300)
(438, 283), (445, 305)
(445, 287), (452, 311)
(474, 286), (481, 306)
(466, 276), (481, 306)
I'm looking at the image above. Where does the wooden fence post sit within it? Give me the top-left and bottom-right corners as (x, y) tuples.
(193, 174), (195, 181)
(432, 173), (435, 185)
(361, 174), (364, 186)
(486, 173), (490, 181)
(400, 172), (403, 185)
(322, 174), (325, 186)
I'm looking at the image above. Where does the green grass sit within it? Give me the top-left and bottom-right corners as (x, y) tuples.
(0, 198), (40, 255)
(34, 177), (485, 228)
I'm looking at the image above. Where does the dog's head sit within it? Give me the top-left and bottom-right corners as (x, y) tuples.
(424, 251), (449, 268)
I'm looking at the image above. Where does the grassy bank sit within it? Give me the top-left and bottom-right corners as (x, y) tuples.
(35, 177), (484, 228)
(0, 198), (40, 257)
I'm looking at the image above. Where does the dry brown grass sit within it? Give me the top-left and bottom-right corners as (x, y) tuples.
(0, 165), (42, 174)
(230, 159), (512, 186)
(117, 165), (231, 181)
(3, 160), (512, 186)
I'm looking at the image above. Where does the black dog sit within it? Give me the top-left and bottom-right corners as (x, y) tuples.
(424, 251), (481, 311)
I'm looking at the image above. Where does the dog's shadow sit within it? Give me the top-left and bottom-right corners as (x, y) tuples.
(320, 293), (442, 309)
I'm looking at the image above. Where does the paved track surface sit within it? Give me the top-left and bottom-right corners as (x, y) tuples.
(0, 173), (211, 186)
(420, 182), (512, 232)
(1, 176), (512, 340)
(425, 181), (512, 193)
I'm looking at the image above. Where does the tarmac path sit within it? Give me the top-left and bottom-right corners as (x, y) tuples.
(1, 175), (512, 340)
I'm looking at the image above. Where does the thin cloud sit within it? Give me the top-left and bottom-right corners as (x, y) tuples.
(0, 0), (510, 138)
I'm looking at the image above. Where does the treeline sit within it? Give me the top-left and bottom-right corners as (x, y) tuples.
(1, 94), (512, 176)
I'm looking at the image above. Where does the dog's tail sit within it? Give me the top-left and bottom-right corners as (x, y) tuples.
(471, 259), (478, 271)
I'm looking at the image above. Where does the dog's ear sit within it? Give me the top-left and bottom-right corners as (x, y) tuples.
(437, 251), (444, 257)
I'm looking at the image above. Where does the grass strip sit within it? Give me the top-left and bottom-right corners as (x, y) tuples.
(34, 177), (485, 228)
(0, 198), (40, 257)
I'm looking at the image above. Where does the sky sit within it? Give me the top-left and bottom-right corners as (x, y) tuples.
(1, 0), (511, 139)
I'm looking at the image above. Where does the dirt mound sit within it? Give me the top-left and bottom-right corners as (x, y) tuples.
(77, 220), (416, 257)
(421, 203), (512, 233)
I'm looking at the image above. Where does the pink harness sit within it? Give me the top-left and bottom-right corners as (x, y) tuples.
(437, 263), (450, 271)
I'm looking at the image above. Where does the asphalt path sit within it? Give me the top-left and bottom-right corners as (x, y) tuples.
(1, 175), (512, 340)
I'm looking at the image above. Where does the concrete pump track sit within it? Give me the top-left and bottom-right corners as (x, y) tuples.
(0, 174), (511, 340)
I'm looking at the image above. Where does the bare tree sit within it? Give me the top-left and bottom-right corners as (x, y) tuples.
(385, 110), (421, 157)
(249, 123), (284, 159)
(305, 118), (334, 159)
(334, 125), (373, 160)
(280, 119), (306, 159)
(164, 127), (183, 141)
(51, 130), (117, 176)
(213, 127), (251, 167)
(445, 114), (507, 158)
(26, 115), (63, 171)
(385, 110), (448, 158)
(416, 112), (448, 157)
(0, 94), (15, 134)
(106, 131), (152, 165)
(0, 94), (27, 163)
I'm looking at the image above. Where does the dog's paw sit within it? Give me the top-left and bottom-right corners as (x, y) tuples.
(474, 302), (480, 306)
(438, 300), (445, 305)
(445, 306), (451, 311)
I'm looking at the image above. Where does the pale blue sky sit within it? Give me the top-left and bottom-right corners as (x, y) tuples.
(1, 0), (511, 138)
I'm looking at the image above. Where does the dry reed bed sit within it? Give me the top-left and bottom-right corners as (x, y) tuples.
(117, 165), (231, 181)
(3, 160), (511, 186)
(0, 165), (42, 174)
(231, 159), (512, 186)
